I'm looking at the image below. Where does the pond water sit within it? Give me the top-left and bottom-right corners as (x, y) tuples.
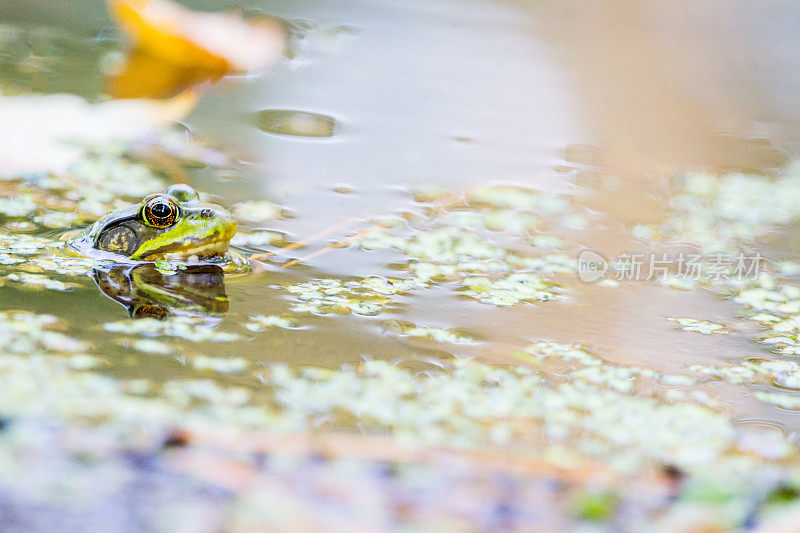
(4, 0), (800, 529)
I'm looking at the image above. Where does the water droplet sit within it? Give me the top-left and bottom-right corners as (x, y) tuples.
(255, 109), (336, 138)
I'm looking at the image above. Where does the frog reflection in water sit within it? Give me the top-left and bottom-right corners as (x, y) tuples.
(93, 263), (228, 323)
(69, 184), (237, 321)
(80, 184), (236, 261)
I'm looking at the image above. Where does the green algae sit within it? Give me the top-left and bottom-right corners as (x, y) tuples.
(642, 170), (800, 253)
(3, 272), (78, 291)
(231, 200), (284, 223)
(0, 311), (87, 354)
(231, 230), (286, 248)
(279, 185), (579, 316)
(244, 314), (300, 332)
(667, 317), (730, 335)
(191, 356), (249, 374)
(5, 114), (800, 530)
(104, 316), (240, 342)
(130, 338), (174, 355)
(391, 323), (475, 344)
(460, 272), (561, 305)
(285, 277), (424, 316)
(258, 357), (749, 470)
(572, 490), (617, 523)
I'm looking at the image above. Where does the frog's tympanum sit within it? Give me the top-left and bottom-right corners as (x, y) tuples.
(80, 184), (236, 261)
(93, 262), (228, 322)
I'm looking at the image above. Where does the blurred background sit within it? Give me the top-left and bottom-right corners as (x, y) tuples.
(2, 0), (798, 200)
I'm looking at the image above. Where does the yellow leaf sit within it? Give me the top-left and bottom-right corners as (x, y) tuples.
(107, 48), (222, 99)
(108, 0), (284, 73)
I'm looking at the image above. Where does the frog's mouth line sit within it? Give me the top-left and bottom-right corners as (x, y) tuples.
(136, 234), (233, 261)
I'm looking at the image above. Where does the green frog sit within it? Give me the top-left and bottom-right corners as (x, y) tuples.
(72, 184), (236, 261)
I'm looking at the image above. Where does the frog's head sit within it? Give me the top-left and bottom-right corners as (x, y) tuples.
(87, 185), (236, 261)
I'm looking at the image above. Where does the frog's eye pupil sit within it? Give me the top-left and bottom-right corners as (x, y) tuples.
(152, 202), (170, 217)
(143, 197), (179, 228)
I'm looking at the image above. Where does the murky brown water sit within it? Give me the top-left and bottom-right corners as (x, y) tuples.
(2, 0), (800, 405)
(4, 1), (800, 528)
(2, 1), (800, 391)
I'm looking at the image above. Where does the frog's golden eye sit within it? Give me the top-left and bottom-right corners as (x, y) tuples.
(142, 196), (180, 228)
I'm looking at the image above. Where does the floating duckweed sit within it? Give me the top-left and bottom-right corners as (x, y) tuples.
(667, 318), (729, 335)
(660, 374), (696, 386)
(104, 316), (240, 342)
(67, 354), (104, 370)
(0, 233), (51, 254)
(0, 254), (23, 265)
(777, 261), (800, 276)
(755, 360), (800, 389)
(33, 210), (82, 229)
(572, 490), (617, 523)
(0, 233), (96, 277)
(687, 358), (800, 395)
(654, 274), (698, 291)
(29, 255), (97, 276)
(394, 323), (475, 344)
(244, 314), (300, 332)
(153, 259), (183, 275)
(735, 287), (799, 316)
(4, 221), (37, 232)
(124, 379), (152, 395)
(522, 341), (696, 391)
(344, 186), (578, 308)
(631, 224), (655, 240)
(461, 273), (561, 306)
(0, 311), (86, 354)
(529, 235), (566, 249)
(261, 358), (738, 470)
(642, 172), (800, 415)
(523, 341), (601, 366)
(232, 201), (283, 222)
(192, 356), (249, 374)
(562, 213), (589, 230)
(131, 339), (174, 355)
(231, 230), (285, 248)
(754, 391), (800, 410)
(569, 365), (636, 393)
(689, 364), (759, 384)
(467, 185), (571, 214)
(0, 196), (37, 217)
(163, 379), (251, 406)
(286, 277), (424, 316)
(3, 272), (77, 291)
(367, 226), (507, 262)
(0, 153), (165, 234)
(507, 254), (576, 274)
(478, 209), (538, 233)
(0, 353), (272, 427)
(67, 154), (165, 203)
(648, 172), (800, 253)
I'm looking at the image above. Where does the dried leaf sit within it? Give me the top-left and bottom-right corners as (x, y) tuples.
(107, 0), (284, 98)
